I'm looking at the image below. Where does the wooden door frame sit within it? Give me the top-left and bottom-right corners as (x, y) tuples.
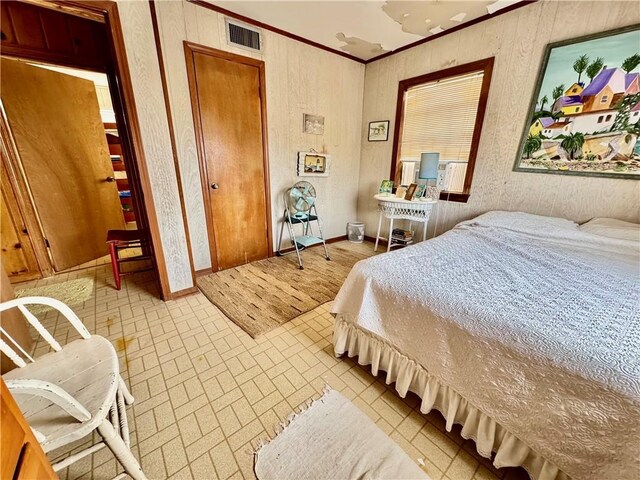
(1, 0), (174, 299)
(184, 42), (273, 271)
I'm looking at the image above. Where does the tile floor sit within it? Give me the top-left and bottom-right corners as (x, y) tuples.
(15, 242), (528, 480)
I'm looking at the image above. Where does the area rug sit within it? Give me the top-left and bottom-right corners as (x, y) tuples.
(15, 278), (95, 314)
(197, 244), (370, 338)
(254, 388), (429, 480)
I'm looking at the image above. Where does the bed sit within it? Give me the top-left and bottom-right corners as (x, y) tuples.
(331, 211), (639, 480)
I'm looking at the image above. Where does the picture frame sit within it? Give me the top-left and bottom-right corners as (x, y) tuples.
(413, 184), (427, 200)
(297, 151), (331, 177)
(378, 180), (394, 194)
(404, 183), (417, 200)
(303, 114), (325, 135)
(368, 120), (390, 142)
(514, 25), (640, 179)
(395, 186), (407, 198)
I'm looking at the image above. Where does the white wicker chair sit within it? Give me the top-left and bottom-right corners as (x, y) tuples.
(0, 296), (146, 480)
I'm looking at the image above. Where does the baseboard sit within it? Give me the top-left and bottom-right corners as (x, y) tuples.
(364, 235), (386, 245)
(327, 235), (348, 244)
(273, 234), (349, 255)
(194, 236), (352, 276)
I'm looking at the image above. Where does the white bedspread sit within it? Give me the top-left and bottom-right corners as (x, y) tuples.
(332, 211), (640, 480)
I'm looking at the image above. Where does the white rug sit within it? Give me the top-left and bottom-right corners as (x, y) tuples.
(15, 278), (95, 314)
(254, 388), (430, 480)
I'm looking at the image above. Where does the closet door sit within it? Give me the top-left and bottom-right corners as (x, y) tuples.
(185, 44), (271, 271)
(0, 58), (124, 271)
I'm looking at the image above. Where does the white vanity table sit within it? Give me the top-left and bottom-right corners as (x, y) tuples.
(373, 193), (437, 252)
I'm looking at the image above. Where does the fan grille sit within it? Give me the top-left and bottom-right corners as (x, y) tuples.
(287, 181), (316, 214)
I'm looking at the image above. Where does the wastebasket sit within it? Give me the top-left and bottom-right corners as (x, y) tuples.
(347, 222), (365, 243)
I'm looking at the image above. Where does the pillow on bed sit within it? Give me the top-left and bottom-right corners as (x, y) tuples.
(579, 217), (640, 241)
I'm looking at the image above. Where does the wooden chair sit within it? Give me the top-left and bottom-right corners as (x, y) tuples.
(106, 229), (155, 291)
(0, 297), (146, 480)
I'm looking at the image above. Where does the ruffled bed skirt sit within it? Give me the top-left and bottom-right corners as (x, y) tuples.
(333, 316), (571, 480)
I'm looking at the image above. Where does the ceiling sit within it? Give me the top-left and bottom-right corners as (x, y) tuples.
(209, 1), (526, 61)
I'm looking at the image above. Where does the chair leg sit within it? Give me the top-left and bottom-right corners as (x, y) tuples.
(108, 242), (122, 290)
(98, 419), (146, 480)
(119, 376), (135, 405)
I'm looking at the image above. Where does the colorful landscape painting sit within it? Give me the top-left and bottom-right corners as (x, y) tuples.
(515, 26), (640, 178)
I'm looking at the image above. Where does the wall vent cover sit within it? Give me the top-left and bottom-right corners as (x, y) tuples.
(225, 19), (262, 52)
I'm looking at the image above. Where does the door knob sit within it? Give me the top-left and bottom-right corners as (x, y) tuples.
(211, 183), (219, 190)
(105, 176), (116, 182)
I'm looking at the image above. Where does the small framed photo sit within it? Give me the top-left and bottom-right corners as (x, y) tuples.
(404, 183), (417, 200)
(368, 120), (389, 142)
(413, 184), (426, 200)
(303, 114), (324, 135)
(378, 180), (394, 194)
(395, 186), (407, 198)
(297, 152), (331, 177)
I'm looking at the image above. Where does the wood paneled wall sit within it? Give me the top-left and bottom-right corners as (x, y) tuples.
(153, 1), (365, 270)
(358, 1), (640, 238)
(115, 0), (193, 292)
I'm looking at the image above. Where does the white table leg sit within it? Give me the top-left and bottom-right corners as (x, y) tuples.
(423, 220), (428, 242)
(374, 213), (383, 252)
(387, 217), (394, 252)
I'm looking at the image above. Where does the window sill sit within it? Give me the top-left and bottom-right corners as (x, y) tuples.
(439, 192), (469, 203)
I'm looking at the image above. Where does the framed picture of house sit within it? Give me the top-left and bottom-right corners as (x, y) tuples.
(297, 151), (331, 177)
(514, 25), (640, 178)
(368, 120), (390, 141)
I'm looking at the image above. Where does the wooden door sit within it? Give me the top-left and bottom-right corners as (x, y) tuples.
(0, 58), (124, 271)
(0, 162), (40, 282)
(186, 44), (271, 271)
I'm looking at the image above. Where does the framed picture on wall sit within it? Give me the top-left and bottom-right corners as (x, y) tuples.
(514, 25), (640, 179)
(297, 152), (331, 177)
(368, 120), (390, 141)
(303, 114), (325, 135)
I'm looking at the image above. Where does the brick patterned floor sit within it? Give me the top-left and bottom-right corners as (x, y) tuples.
(17, 242), (528, 480)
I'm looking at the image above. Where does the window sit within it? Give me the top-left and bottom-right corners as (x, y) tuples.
(575, 107), (580, 112)
(597, 116), (604, 123)
(605, 114), (612, 121)
(571, 87), (578, 93)
(391, 58), (494, 202)
(601, 95), (609, 103)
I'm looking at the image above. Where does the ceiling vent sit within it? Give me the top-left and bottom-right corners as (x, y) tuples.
(225, 19), (262, 52)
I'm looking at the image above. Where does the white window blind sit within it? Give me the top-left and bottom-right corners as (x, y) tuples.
(399, 71), (484, 163)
